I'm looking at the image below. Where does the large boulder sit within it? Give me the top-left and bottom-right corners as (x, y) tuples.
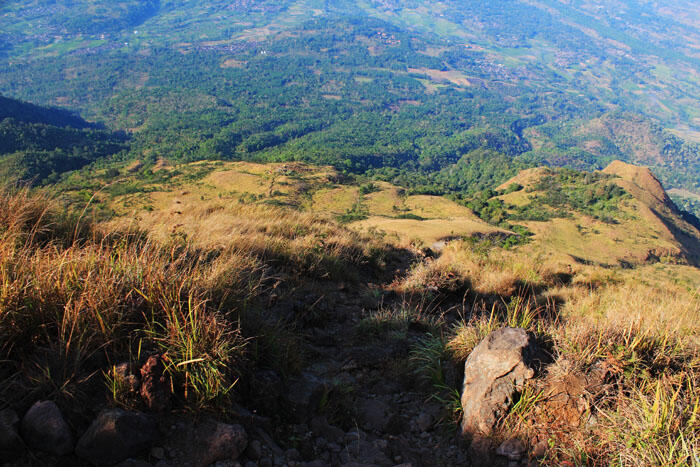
(76, 409), (157, 466)
(460, 327), (540, 436)
(20, 401), (74, 456)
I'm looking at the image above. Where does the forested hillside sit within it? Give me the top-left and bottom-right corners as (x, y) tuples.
(1, 0), (700, 215)
(0, 96), (128, 184)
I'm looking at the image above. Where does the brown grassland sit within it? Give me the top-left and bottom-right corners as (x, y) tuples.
(1, 158), (699, 465)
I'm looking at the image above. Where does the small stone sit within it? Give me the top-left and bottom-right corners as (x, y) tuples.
(140, 355), (171, 412)
(302, 461), (328, 467)
(20, 401), (74, 456)
(415, 412), (433, 432)
(327, 442), (341, 453)
(497, 438), (526, 461)
(114, 363), (141, 393)
(245, 439), (262, 460)
(468, 435), (495, 467)
(0, 408), (24, 461)
(76, 409), (157, 465)
(115, 459), (154, 467)
(189, 421), (247, 466)
(285, 448), (301, 461)
(356, 398), (390, 432)
(310, 416), (344, 442)
(151, 446), (166, 460)
(532, 440), (547, 458)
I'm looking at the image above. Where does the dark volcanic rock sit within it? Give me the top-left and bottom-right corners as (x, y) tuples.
(0, 408), (24, 461)
(183, 421), (248, 467)
(20, 401), (74, 456)
(76, 409), (157, 466)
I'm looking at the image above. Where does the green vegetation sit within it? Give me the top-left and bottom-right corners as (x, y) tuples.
(1, 1), (699, 203)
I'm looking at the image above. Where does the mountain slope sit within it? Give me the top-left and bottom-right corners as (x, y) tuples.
(496, 161), (700, 267)
(0, 97), (128, 184)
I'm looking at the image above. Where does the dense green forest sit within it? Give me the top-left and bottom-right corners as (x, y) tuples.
(1, 0), (699, 215)
(0, 97), (127, 184)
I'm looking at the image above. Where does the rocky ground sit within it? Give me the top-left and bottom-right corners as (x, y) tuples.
(1, 252), (557, 467)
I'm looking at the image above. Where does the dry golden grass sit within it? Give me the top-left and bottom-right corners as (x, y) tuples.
(0, 187), (388, 411)
(400, 240), (556, 296)
(354, 218), (505, 248)
(422, 238), (700, 465)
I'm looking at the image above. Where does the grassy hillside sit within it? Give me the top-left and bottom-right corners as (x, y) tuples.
(1, 161), (698, 464)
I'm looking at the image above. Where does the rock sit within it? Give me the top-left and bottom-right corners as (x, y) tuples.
(287, 372), (328, 422)
(20, 400), (74, 456)
(76, 409), (157, 466)
(186, 421), (247, 467)
(531, 440), (548, 458)
(0, 408), (24, 461)
(285, 448), (301, 461)
(356, 398), (390, 432)
(460, 327), (540, 436)
(468, 435), (495, 467)
(140, 355), (171, 412)
(115, 459), (154, 467)
(249, 370), (283, 415)
(151, 446), (166, 460)
(496, 438), (526, 461)
(310, 417), (344, 443)
(339, 437), (391, 466)
(114, 362), (141, 393)
(415, 412), (433, 432)
(245, 439), (262, 460)
(384, 413), (407, 435)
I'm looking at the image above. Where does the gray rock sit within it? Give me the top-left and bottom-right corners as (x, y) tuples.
(356, 398), (390, 432)
(245, 439), (262, 460)
(115, 459), (154, 467)
(151, 446), (166, 460)
(285, 448), (301, 461)
(20, 401), (74, 456)
(468, 435), (495, 467)
(340, 437), (391, 466)
(287, 372), (328, 422)
(300, 461), (329, 467)
(496, 438), (526, 461)
(460, 327), (540, 436)
(186, 421), (247, 467)
(414, 412), (433, 432)
(76, 409), (157, 465)
(0, 408), (24, 461)
(310, 416), (344, 443)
